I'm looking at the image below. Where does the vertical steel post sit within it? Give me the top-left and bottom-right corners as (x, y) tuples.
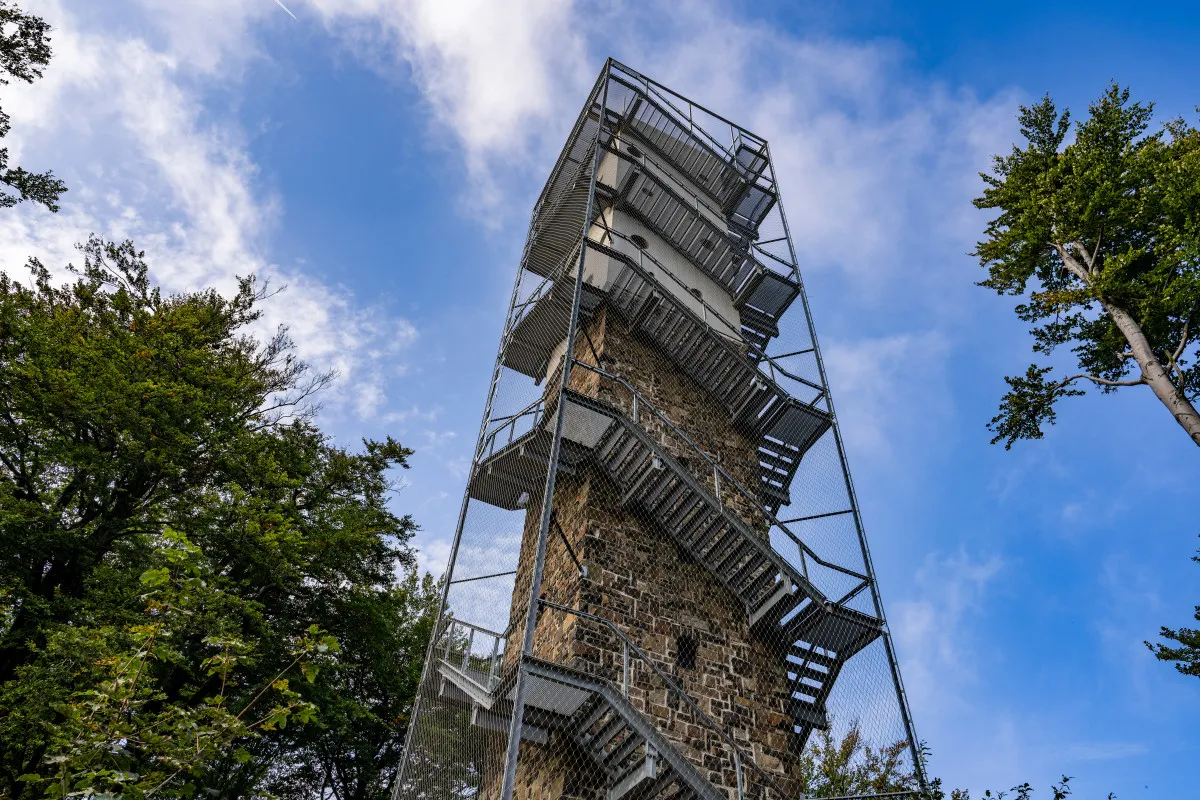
(622, 641), (630, 697)
(766, 142), (928, 792)
(498, 61), (613, 800)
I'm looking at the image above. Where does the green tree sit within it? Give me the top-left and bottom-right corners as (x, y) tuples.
(925, 775), (1094, 800)
(974, 85), (1200, 448)
(798, 723), (919, 797)
(0, 239), (424, 797)
(1146, 538), (1200, 677)
(0, 1), (66, 211)
(207, 572), (441, 800)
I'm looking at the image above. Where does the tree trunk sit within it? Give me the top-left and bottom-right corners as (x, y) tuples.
(1103, 300), (1200, 447)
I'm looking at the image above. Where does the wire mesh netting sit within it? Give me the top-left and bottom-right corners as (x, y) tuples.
(393, 60), (927, 800)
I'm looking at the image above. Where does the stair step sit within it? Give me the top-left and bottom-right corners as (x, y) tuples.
(788, 644), (839, 671)
(713, 538), (752, 577)
(579, 698), (614, 736)
(604, 730), (648, 772)
(591, 714), (630, 753)
(788, 698), (831, 731)
(749, 579), (797, 631)
(730, 553), (769, 591)
(744, 565), (781, 603)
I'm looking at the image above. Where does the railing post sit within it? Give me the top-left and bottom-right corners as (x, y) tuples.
(734, 750), (744, 800)
(713, 466), (721, 505)
(622, 641), (630, 697)
(443, 621), (454, 661)
(489, 635), (501, 688)
(462, 629), (474, 671)
(632, 393), (639, 424)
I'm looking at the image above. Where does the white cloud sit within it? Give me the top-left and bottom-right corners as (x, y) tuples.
(825, 331), (952, 458)
(0, 0), (413, 419)
(298, 0), (592, 212)
(893, 549), (1005, 711)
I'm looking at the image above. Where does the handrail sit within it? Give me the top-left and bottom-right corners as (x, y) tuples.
(537, 598), (787, 799)
(439, 617), (507, 691)
(608, 60), (769, 164)
(592, 228), (823, 397)
(479, 399), (545, 462)
(442, 616), (506, 640)
(571, 359), (870, 585)
(605, 141), (796, 281)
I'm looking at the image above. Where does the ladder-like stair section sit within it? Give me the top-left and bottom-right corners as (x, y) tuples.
(436, 656), (725, 800)
(469, 390), (880, 747)
(594, 153), (798, 343)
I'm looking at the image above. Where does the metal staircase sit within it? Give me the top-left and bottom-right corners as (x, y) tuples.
(469, 387), (881, 748)
(434, 623), (729, 800)
(607, 72), (777, 234)
(593, 143), (799, 347)
(502, 237), (828, 512)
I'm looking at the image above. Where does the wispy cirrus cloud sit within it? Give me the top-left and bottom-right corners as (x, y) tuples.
(893, 548), (1006, 710)
(0, 0), (416, 419)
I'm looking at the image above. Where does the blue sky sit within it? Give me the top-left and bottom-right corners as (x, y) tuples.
(5, 1), (1199, 795)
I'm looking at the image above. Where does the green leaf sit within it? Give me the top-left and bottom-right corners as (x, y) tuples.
(139, 567), (171, 587)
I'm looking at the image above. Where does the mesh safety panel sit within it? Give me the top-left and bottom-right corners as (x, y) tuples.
(394, 60), (927, 800)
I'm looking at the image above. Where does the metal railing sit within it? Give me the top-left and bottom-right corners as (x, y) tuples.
(479, 398), (545, 462)
(537, 599), (787, 800)
(439, 617), (508, 691)
(603, 140), (797, 282)
(594, 228), (824, 400)
(608, 61), (771, 179)
(569, 358), (872, 604)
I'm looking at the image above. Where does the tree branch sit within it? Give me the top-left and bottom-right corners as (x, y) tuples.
(1062, 373), (1146, 389)
(1052, 243), (1092, 283)
(1172, 300), (1197, 364)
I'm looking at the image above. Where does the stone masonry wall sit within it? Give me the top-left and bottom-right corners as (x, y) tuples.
(493, 306), (803, 799)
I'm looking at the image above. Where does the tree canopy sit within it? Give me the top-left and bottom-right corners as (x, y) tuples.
(0, 239), (433, 799)
(974, 85), (1200, 448)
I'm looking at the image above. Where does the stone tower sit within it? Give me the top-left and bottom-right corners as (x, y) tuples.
(396, 60), (926, 800)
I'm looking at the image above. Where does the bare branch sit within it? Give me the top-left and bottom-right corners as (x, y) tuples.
(1061, 373), (1146, 389)
(1069, 240), (1096, 271)
(1172, 300), (1197, 364)
(1052, 243), (1092, 283)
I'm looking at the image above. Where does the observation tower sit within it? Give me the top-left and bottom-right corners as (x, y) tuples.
(395, 60), (926, 800)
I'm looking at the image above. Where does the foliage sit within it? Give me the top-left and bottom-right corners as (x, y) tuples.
(797, 723), (919, 797)
(20, 529), (337, 798)
(210, 572), (442, 800)
(0, 1), (67, 211)
(0, 239), (425, 798)
(925, 774), (1115, 800)
(1145, 537), (1200, 677)
(973, 84), (1200, 448)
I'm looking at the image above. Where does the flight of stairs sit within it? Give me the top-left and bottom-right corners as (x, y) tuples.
(436, 655), (726, 800)
(501, 239), (829, 512)
(469, 389), (881, 748)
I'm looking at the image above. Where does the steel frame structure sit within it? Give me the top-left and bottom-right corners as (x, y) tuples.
(394, 59), (927, 800)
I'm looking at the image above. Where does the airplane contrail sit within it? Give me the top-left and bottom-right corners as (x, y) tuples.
(273, 0), (298, 20)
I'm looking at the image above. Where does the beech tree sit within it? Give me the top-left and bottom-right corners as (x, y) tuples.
(974, 85), (1200, 448)
(0, 239), (427, 798)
